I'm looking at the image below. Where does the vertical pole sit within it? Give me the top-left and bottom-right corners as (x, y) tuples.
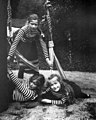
(0, 0), (9, 112)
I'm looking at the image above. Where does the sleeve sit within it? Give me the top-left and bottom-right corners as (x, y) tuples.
(13, 89), (28, 101)
(8, 69), (38, 100)
(13, 88), (37, 101)
(8, 29), (24, 57)
(39, 37), (49, 59)
(51, 95), (67, 105)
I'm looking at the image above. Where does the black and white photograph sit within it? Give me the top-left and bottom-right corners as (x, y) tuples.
(0, 0), (96, 119)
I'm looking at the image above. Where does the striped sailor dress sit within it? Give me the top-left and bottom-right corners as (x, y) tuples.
(8, 25), (49, 77)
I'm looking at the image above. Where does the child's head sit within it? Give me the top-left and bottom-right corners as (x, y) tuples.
(28, 14), (39, 22)
(27, 14), (39, 30)
(29, 74), (45, 91)
(48, 74), (61, 92)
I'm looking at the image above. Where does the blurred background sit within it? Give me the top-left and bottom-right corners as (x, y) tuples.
(9, 0), (96, 72)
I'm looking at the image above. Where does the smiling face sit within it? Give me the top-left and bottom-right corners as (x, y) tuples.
(50, 76), (61, 92)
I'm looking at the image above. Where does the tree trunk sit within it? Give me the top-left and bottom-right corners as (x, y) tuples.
(0, 0), (10, 112)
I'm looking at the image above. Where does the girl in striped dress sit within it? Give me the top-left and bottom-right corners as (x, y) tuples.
(41, 74), (75, 106)
(7, 68), (45, 102)
(7, 14), (52, 79)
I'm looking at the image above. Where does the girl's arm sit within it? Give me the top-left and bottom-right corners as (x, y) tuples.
(8, 29), (24, 57)
(39, 36), (49, 59)
(13, 89), (29, 101)
(8, 68), (38, 100)
(41, 95), (66, 105)
(39, 36), (53, 67)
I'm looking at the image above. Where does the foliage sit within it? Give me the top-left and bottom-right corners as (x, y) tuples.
(16, 0), (81, 44)
(13, 0), (96, 71)
(16, 0), (45, 18)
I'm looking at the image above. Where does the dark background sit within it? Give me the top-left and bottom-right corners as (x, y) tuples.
(9, 0), (96, 72)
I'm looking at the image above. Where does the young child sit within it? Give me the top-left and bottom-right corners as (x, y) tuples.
(29, 74), (45, 96)
(41, 74), (75, 106)
(7, 68), (45, 102)
(41, 74), (90, 106)
(7, 14), (53, 79)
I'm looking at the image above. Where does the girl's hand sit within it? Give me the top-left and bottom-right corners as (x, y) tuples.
(46, 58), (53, 68)
(7, 67), (13, 75)
(41, 99), (51, 103)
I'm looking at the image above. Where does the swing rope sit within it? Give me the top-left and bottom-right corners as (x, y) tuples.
(7, 0), (12, 40)
(44, 0), (67, 80)
(44, 0), (54, 71)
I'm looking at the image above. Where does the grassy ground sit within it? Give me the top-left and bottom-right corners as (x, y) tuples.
(0, 70), (96, 120)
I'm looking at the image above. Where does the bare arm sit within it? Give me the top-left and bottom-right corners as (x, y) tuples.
(39, 36), (53, 67)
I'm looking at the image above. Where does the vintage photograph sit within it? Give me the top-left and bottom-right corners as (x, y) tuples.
(0, 0), (96, 119)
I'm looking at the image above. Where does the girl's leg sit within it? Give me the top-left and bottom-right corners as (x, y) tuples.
(24, 68), (39, 75)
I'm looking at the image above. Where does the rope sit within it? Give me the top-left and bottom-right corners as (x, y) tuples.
(44, 0), (67, 79)
(7, 0), (12, 34)
(44, 0), (53, 42)
(7, 0), (13, 45)
(44, 0), (54, 72)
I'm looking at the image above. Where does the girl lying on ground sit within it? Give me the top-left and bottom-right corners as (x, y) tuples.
(41, 74), (75, 106)
(41, 74), (90, 106)
(7, 67), (45, 102)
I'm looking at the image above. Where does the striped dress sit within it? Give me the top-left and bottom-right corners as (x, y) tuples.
(8, 68), (38, 101)
(8, 25), (49, 70)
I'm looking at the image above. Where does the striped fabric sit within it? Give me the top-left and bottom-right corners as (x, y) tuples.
(51, 95), (66, 105)
(13, 89), (27, 101)
(8, 29), (24, 57)
(39, 37), (49, 59)
(8, 25), (49, 60)
(8, 69), (38, 101)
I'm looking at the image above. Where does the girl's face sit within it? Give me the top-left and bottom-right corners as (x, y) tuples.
(29, 80), (37, 90)
(29, 20), (38, 30)
(50, 76), (61, 92)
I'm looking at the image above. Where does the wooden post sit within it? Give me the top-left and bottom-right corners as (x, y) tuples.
(0, 0), (9, 112)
